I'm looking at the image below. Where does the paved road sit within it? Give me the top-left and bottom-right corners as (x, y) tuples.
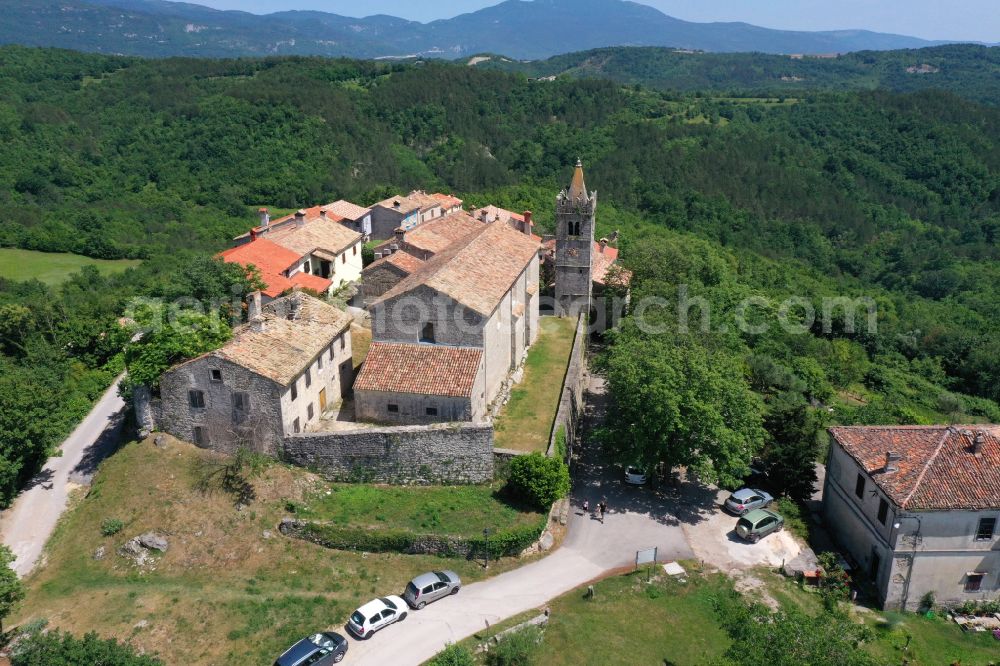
(0, 375), (126, 577)
(346, 375), (693, 665)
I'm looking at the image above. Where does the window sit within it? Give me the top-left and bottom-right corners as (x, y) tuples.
(353, 245), (357, 255)
(329, 345), (335, 361)
(855, 473), (866, 499)
(340, 335), (345, 350)
(293, 418), (301, 434)
(307, 403), (314, 420)
(976, 517), (996, 541)
(965, 573), (985, 592)
(426, 407), (438, 416)
(317, 354), (324, 370)
(290, 380), (298, 401)
(232, 392), (249, 422)
(209, 369), (222, 383)
(305, 369), (312, 388)
(189, 390), (205, 409)
(387, 404), (399, 413)
(877, 499), (889, 525)
(420, 322), (435, 343)
(193, 426), (209, 447)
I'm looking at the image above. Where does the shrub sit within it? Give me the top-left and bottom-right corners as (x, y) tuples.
(100, 518), (124, 536)
(428, 643), (475, 666)
(11, 628), (163, 665)
(775, 497), (809, 541)
(505, 453), (569, 511)
(485, 625), (542, 666)
(554, 425), (567, 461)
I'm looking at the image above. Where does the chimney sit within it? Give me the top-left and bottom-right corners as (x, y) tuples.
(394, 227), (406, 243)
(393, 199), (401, 209)
(884, 451), (901, 473)
(250, 315), (266, 333)
(609, 229), (620, 243)
(258, 207), (270, 227)
(522, 211), (533, 235)
(247, 290), (262, 321)
(249, 228), (258, 241)
(973, 431), (986, 456)
(319, 209), (327, 220)
(295, 209), (306, 228)
(599, 238), (608, 253)
(288, 288), (303, 321)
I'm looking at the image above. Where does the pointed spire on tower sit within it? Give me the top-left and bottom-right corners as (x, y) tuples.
(568, 158), (587, 201)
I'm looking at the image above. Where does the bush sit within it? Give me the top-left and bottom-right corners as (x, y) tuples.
(505, 453), (569, 511)
(485, 625), (542, 666)
(775, 497), (809, 541)
(11, 628), (163, 665)
(100, 518), (124, 536)
(428, 643), (475, 666)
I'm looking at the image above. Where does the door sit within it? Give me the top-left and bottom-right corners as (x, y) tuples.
(319, 388), (327, 412)
(431, 581), (448, 601)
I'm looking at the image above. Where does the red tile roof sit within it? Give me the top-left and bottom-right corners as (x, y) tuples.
(541, 239), (626, 285)
(265, 208), (362, 256)
(353, 342), (483, 398)
(375, 211), (482, 257)
(830, 425), (1000, 511)
(363, 250), (425, 276)
(431, 192), (463, 209)
(218, 239), (332, 298)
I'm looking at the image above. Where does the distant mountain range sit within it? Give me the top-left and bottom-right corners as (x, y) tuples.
(0, 0), (978, 60)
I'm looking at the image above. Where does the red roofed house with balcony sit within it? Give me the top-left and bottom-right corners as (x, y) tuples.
(823, 425), (1000, 610)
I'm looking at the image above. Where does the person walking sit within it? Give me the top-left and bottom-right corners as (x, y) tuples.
(582, 499), (589, 516)
(599, 500), (606, 523)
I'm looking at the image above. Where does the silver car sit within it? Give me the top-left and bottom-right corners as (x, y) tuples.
(723, 488), (773, 515)
(403, 570), (462, 609)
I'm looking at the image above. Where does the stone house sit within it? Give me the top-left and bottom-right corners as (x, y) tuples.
(470, 205), (537, 237)
(371, 210), (481, 262)
(359, 250), (425, 306)
(430, 192), (464, 216)
(823, 425), (1000, 610)
(353, 342), (487, 424)
(322, 199), (373, 238)
(356, 220), (541, 424)
(156, 292), (353, 455)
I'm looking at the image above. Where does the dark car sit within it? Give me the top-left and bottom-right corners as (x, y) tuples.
(274, 632), (348, 666)
(403, 570), (462, 609)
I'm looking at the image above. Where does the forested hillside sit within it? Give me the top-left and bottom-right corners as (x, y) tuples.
(2, 45), (1000, 499)
(478, 44), (1000, 105)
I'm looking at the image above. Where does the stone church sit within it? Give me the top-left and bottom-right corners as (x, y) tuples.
(554, 159), (597, 317)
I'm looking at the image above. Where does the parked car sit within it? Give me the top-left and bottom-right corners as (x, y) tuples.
(346, 596), (407, 639)
(404, 570), (462, 609)
(273, 632), (348, 666)
(735, 508), (785, 543)
(624, 466), (648, 485)
(723, 488), (773, 515)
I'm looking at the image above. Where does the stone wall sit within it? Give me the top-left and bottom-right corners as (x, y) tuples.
(283, 422), (494, 484)
(547, 314), (587, 461)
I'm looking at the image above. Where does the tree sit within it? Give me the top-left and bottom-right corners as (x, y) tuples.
(761, 391), (822, 502)
(10, 628), (163, 666)
(0, 545), (24, 634)
(713, 592), (877, 666)
(506, 453), (570, 511)
(601, 330), (765, 488)
(122, 310), (231, 391)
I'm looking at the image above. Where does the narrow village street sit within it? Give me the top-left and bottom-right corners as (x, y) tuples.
(0, 376), (126, 577)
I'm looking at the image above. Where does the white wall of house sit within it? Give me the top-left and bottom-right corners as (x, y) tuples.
(279, 329), (353, 434)
(825, 442), (1000, 610)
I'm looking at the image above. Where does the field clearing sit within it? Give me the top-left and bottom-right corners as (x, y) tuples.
(0, 248), (139, 285)
(493, 316), (578, 453)
(17, 437), (537, 665)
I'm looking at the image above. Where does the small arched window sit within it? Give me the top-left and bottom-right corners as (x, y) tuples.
(420, 322), (436, 343)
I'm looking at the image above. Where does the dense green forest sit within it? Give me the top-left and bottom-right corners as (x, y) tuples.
(2, 45), (1000, 501)
(479, 44), (1000, 105)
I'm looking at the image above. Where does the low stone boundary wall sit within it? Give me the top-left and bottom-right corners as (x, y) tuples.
(546, 314), (587, 461)
(283, 422), (494, 484)
(279, 516), (548, 560)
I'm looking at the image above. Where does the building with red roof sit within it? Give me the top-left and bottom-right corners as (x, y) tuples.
(218, 238), (332, 299)
(824, 424), (1000, 611)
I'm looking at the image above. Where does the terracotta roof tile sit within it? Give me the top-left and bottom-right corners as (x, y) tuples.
(218, 239), (331, 298)
(430, 192), (463, 209)
(266, 209), (362, 256)
(375, 221), (540, 316)
(830, 425), (1000, 511)
(375, 211), (481, 256)
(541, 239), (626, 285)
(363, 251), (425, 276)
(322, 200), (370, 220)
(354, 342), (482, 398)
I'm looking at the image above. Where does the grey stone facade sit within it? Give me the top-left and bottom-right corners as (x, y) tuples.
(554, 161), (596, 317)
(547, 314), (586, 461)
(283, 422), (494, 484)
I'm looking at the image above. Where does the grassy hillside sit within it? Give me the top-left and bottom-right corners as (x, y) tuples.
(18, 437), (539, 664)
(0, 248), (139, 285)
(477, 44), (1000, 105)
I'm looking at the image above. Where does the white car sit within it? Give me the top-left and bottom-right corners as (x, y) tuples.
(346, 595), (407, 639)
(624, 466), (648, 485)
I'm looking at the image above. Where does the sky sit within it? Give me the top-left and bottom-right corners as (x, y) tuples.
(192, 0), (999, 42)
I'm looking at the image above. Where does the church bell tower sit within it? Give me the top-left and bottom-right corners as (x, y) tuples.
(554, 159), (596, 317)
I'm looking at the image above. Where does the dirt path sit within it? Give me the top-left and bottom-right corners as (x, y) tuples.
(0, 376), (126, 577)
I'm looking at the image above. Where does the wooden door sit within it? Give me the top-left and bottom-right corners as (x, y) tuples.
(319, 388), (327, 412)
